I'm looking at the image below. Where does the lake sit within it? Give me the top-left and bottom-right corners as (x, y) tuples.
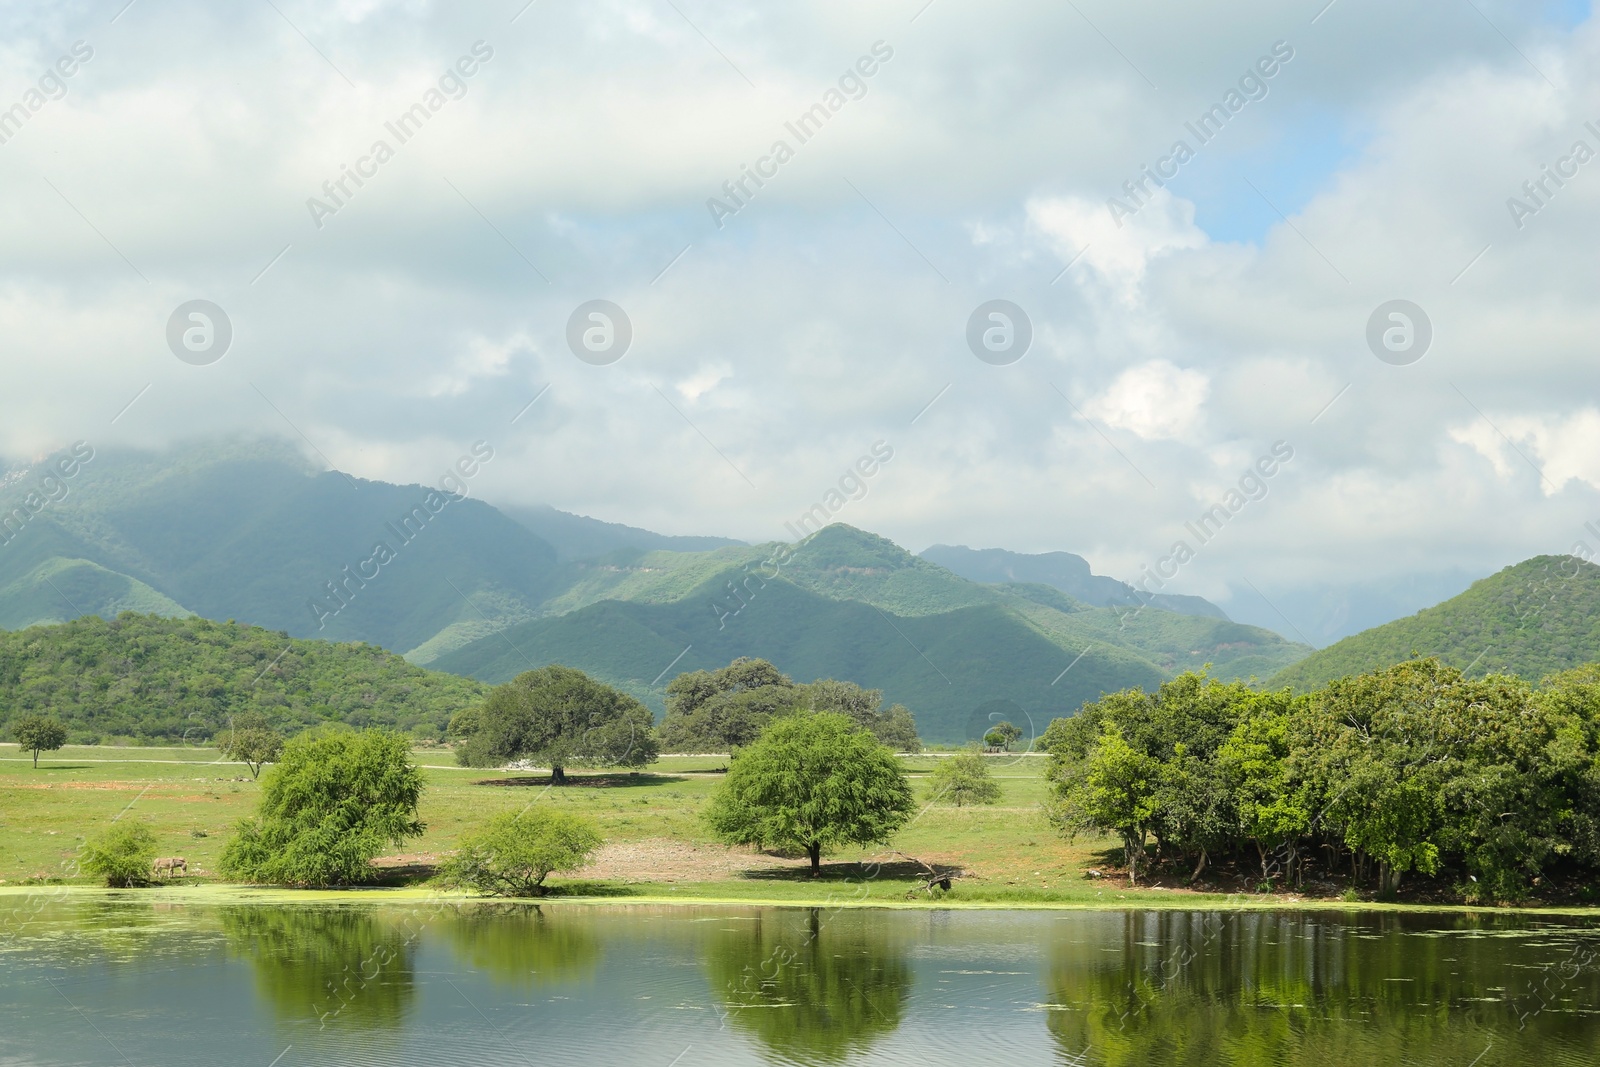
(3, 898), (1597, 1066)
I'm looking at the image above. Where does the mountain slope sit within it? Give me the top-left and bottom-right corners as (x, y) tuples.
(432, 575), (1168, 743)
(1268, 556), (1600, 690)
(0, 613), (486, 742)
(499, 503), (745, 563)
(0, 441), (563, 662)
(437, 525), (1311, 740)
(920, 544), (1226, 619)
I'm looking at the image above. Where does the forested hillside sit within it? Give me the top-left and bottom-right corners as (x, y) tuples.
(0, 614), (486, 743)
(437, 526), (1310, 741)
(1271, 556), (1600, 690)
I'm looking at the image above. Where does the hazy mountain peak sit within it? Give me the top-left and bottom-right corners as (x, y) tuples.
(919, 544), (1226, 621)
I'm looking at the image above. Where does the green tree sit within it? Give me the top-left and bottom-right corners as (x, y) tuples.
(218, 712), (285, 779)
(875, 704), (923, 754)
(804, 679), (923, 752)
(704, 712), (914, 874)
(983, 721), (1022, 752)
(660, 658), (802, 752)
(219, 728), (424, 886)
(1047, 723), (1160, 885)
(452, 665), (659, 782)
(81, 821), (158, 887)
(442, 808), (603, 896)
(928, 747), (1001, 806)
(1218, 699), (1309, 885)
(1291, 659), (1455, 893)
(13, 715), (68, 767)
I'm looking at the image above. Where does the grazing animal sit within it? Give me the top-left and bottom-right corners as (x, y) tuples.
(153, 857), (187, 878)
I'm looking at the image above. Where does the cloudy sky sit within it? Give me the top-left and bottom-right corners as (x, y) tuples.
(2, 0), (1598, 641)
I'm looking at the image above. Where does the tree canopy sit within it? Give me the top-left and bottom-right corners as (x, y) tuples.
(927, 747), (1001, 807)
(217, 711), (285, 778)
(451, 665), (659, 782)
(703, 712), (914, 873)
(659, 657), (922, 753)
(1039, 662), (1600, 898)
(219, 728), (425, 886)
(12, 714), (67, 767)
(81, 821), (158, 887)
(442, 808), (603, 896)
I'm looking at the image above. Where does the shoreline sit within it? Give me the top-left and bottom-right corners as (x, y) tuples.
(4, 882), (1599, 917)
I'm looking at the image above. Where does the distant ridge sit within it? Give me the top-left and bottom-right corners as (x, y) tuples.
(498, 503), (745, 563)
(0, 440), (1310, 742)
(919, 544), (1227, 620)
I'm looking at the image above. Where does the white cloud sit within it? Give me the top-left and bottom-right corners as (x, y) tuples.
(1452, 407), (1600, 494)
(1026, 191), (1207, 302)
(1084, 361), (1210, 442)
(675, 364), (732, 402)
(1, 0), (1599, 622)
(424, 332), (531, 398)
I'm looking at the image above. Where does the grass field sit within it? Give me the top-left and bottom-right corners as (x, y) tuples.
(0, 742), (1151, 902)
(5, 743), (1593, 913)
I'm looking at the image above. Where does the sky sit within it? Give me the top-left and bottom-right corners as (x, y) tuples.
(2, 0), (1599, 643)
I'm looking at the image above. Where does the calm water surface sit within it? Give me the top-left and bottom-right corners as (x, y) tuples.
(3, 900), (1598, 1065)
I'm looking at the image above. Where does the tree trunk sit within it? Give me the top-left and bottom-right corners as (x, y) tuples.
(1256, 839), (1268, 881)
(808, 842), (821, 876)
(1125, 833), (1141, 886)
(551, 764), (566, 785)
(1191, 848), (1208, 881)
(32, 749), (39, 768)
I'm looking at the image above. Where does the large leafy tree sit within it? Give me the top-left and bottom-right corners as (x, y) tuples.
(660, 658), (803, 753)
(12, 715), (67, 768)
(1048, 723), (1161, 885)
(1217, 700), (1309, 885)
(704, 712), (914, 874)
(803, 678), (923, 753)
(452, 665), (659, 782)
(219, 728), (424, 886)
(659, 661), (923, 754)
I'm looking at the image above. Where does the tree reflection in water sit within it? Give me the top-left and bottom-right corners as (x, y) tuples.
(219, 905), (417, 1031)
(439, 902), (602, 989)
(704, 907), (911, 1065)
(1043, 910), (1600, 1066)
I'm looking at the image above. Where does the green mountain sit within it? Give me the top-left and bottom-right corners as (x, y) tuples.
(436, 526), (1311, 741)
(0, 441), (1312, 743)
(0, 613), (485, 743)
(1268, 556), (1600, 691)
(0, 440), (563, 663)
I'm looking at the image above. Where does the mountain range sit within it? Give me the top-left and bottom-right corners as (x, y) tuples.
(0, 440), (1310, 741)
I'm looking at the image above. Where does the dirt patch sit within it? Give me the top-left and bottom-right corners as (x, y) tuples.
(576, 838), (806, 882)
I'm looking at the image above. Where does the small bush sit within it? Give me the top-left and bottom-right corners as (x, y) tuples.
(927, 747), (1001, 807)
(442, 809), (603, 896)
(81, 823), (159, 887)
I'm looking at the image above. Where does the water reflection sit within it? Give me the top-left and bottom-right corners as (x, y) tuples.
(1043, 910), (1600, 1066)
(704, 908), (911, 1065)
(439, 902), (602, 988)
(219, 905), (417, 1030)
